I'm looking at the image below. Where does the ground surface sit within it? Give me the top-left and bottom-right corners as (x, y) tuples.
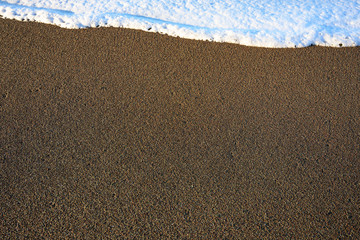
(1, 18), (360, 238)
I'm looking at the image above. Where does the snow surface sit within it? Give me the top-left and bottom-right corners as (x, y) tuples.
(0, 0), (359, 48)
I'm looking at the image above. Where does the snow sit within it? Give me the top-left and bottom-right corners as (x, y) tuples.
(0, 0), (359, 48)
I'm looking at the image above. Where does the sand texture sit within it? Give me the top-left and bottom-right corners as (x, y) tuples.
(1, 18), (360, 238)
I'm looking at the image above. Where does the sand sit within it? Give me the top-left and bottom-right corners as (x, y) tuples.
(1, 18), (359, 238)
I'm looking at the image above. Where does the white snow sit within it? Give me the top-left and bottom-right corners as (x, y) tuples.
(0, 0), (359, 48)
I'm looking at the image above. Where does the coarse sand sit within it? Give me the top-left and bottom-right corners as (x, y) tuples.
(1, 18), (360, 238)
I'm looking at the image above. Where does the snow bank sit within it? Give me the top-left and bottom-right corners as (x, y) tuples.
(1, 0), (359, 47)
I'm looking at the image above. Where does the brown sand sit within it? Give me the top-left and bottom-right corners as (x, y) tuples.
(1, 18), (359, 238)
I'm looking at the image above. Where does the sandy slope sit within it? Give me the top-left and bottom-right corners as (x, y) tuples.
(1, 19), (360, 238)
